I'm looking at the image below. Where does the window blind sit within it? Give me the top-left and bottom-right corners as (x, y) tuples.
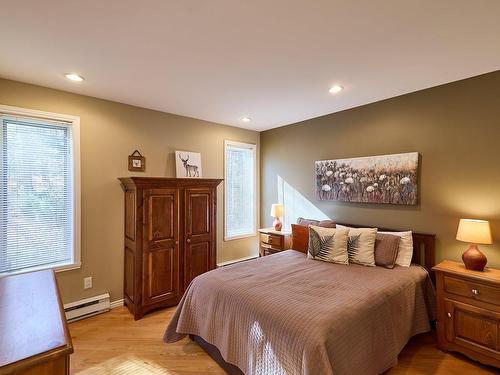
(224, 141), (256, 239)
(0, 116), (74, 275)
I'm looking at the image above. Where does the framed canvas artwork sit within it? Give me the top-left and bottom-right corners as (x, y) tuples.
(315, 152), (419, 205)
(175, 151), (202, 178)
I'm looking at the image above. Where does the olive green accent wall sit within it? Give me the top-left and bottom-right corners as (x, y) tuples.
(0, 78), (260, 304)
(261, 71), (500, 269)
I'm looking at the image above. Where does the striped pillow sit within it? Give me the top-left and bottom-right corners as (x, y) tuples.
(374, 233), (401, 268)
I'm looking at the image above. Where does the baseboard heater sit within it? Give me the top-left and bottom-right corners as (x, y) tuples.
(64, 293), (111, 322)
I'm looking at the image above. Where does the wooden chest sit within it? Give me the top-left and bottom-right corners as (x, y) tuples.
(0, 270), (73, 374)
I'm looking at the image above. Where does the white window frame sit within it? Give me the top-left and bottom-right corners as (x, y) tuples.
(0, 104), (81, 276)
(224, 140), (257, 241)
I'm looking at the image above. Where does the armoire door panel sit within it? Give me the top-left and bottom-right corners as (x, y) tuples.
(185, 187), (215, 286)
(143, 188), (180, 306)
(186, 242), (210, 285)
(124, 247), (135, 302)
(148, 193), (175, 241)
(146, 247), (177, 301)
(186, 191), (211, 236)
(125, 191), (136, 241)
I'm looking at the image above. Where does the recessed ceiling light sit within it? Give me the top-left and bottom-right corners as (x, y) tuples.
(65, 73), (84, 82)
(329, 84), (344, 94)
(241, 117), (251, 122)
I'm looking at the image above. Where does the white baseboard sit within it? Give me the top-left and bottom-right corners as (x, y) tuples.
(217, 254), (259, 267)
(110, 299), (124, 309)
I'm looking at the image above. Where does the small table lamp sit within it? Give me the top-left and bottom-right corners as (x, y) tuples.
(456, 219), (493, 271)
(270, 204), (284, 231)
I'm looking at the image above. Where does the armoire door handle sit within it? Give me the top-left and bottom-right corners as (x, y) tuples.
(186, 238), (191, 243)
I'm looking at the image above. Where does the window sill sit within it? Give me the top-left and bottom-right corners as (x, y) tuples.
(55, 262), (82, 273)
(224, 232), (257, 241)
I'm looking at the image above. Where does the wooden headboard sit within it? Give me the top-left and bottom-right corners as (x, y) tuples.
(336, 222), (436, 274)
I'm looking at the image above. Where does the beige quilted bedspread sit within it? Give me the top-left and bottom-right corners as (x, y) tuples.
(164, 250), (435, 375)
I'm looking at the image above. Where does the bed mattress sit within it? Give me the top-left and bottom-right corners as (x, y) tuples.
(165, 250), (435, 375)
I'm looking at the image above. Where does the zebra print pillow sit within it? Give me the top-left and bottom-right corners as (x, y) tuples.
(344, 227), (377, 267)
(307, 226), (349, 264)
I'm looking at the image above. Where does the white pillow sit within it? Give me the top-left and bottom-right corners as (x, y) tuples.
(307, 226), (349, 265)
(336, 225), (377, 266)
(378, 230), (413, 267)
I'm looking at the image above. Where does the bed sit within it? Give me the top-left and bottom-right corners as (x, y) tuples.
(164, 226), (436, 375)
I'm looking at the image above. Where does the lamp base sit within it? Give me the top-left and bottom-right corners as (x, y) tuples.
(272, 217), (282, 231)
(462, 244), (487, 271)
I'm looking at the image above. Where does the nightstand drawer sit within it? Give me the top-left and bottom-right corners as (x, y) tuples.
(260, 233), (283, 248)
(258, 228), (291, 257)
(444, 276), (500, 306)
(260, 244), (282, 256)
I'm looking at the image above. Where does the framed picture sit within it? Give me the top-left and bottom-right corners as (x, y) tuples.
(128, 150), (145, 172)
(175, 151), (202, 178)
(315, 152), (419, 205)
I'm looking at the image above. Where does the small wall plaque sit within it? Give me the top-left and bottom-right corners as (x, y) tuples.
(128, 150), (145, 172)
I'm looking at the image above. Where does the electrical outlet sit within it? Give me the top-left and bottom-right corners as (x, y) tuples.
(84, 276), (92, 289)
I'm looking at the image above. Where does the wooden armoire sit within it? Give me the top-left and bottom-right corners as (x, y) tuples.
(118, 177), (222, 319)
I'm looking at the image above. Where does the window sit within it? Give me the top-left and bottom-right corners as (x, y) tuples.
(224, 140), (256, 240)
(0, 105), (80, 276)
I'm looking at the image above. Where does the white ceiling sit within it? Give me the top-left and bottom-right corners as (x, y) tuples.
(1, 1), (499, 131)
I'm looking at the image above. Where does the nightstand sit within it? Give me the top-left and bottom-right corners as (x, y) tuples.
(258, 228), (292, 256)
(433, 260), (500, 368)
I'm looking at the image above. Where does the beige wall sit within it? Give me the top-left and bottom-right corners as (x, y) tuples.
(261, 71), (500, 269)
(0, 78), (260, 304)
(2, 70), (499, 304)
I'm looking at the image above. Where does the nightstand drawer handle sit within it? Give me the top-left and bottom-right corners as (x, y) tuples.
(471, 289), (479, 295)
(447, 312), (452, 318)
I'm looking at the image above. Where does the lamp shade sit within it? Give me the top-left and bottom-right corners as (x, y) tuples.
(270, 203), (284, 218)
(456, 219), (493, 244)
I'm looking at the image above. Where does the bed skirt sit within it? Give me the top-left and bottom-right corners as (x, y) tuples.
(191, 335), (243, 375)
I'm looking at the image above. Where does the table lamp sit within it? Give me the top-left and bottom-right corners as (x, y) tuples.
(270, 204), (284, 231)
(456, 219), (493, 271)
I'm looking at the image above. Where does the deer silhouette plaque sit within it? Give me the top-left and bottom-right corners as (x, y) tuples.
(175, 151), (202, 178)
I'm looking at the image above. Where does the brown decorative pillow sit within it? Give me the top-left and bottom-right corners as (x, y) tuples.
(291, 224), (309, 253)
(297, 217), (336, 228)
(297, 217), (320, 226)
(374, 233), (401, 269)
(317, 220), (336, 228)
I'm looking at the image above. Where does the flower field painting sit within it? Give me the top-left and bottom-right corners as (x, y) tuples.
(315, 152), (419, 205)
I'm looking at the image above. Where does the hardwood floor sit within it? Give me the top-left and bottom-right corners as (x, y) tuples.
(70, 306), (497, 375)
